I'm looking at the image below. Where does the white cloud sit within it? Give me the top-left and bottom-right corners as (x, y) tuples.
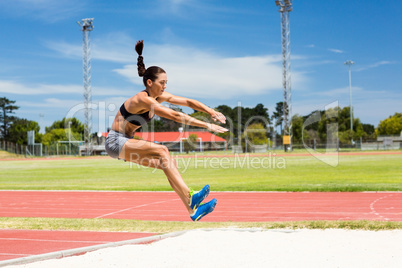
(356, 61), (393, 72)
(0, 0), (85, 22)
(114, 44), (309, 99)
(0, 80), (131, 96)
(0, 80), (81, 95)
(328, 48), (344, 54)
(45, 33), (210, 64)
(154, 0), (235, 16)
(162, 0), (191, 9)
(313, 86), (363, 97)
(114, 54), (284, 99)
(45, 33), (137, 63)
(46, 36), (309, 100)
(18, 98), (81, 108)
(44, 41), (82, 59)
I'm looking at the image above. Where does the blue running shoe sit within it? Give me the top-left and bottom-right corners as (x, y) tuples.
(190, 198), (217, 222)
(189, 185), (210, 210)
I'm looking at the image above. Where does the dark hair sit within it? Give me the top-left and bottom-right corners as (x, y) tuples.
(135, 40), (166, 87)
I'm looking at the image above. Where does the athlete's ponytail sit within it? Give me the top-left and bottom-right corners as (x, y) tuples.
(135, 40), (166, 87)
(135, 40), (146, 77)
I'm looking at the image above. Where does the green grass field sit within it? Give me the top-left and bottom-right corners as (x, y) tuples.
(0, 152), (401, 192)
(1, 217), (401, 232)
(1, 151), (401, 232)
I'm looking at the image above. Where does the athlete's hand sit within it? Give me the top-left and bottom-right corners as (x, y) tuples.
(210, 110), (226, 124)
(206, 123), (229, 133)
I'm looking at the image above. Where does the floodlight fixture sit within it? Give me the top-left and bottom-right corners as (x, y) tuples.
(275, 0), (292, 12)
(344, 60), (355, 66)
(79, 18), (94, 31)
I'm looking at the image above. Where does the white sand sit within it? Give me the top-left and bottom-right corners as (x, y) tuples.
(14, 229), (402, 268)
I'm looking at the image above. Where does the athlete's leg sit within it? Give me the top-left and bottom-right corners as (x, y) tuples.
(119, 139), (193, 213)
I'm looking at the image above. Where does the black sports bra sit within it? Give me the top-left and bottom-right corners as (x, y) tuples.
(119, 90), (155, 126)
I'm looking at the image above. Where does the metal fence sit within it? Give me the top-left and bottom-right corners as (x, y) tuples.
(0, 140), (80, 157)
(1, 139), (401, 157)
(0, 140), (27, 155)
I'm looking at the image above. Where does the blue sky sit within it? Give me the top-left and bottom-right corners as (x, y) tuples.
(0, 0), (401, 133)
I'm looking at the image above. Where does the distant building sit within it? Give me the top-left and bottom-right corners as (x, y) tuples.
(375, 135), (402, 150)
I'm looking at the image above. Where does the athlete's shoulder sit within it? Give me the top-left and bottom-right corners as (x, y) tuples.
(158, 91), (174, 102)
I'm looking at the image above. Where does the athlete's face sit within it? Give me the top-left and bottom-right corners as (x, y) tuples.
(148, 72), (167, 96)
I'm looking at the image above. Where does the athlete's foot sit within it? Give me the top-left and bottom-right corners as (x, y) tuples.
(190, 198), (217, 222)
(189, 185), (210, 210)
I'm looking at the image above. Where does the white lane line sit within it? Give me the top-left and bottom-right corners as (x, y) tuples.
(369, 194), (393, 221)
(0, 253), (31, 257)
(94, 198), (180, 219)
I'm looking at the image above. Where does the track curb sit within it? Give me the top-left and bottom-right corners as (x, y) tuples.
(0, 230), (186, 267)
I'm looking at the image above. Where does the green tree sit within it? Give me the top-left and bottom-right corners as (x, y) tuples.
(293, 106), (372, 146)
(315, 106), (371, 144)
(0, 97), (19, 142)
(240, 104), (270, 127)
(376, 113), (402, 136)
(290, 114), (305, 144)
(362, 123), (375, 136)
(8, 118), (41, 145)
(183, 134), (198, 154)
(241, 123), (268, 152)
(42, 129), (67, 146)
(42, 118), (84, 149)
(215, 103), (270, 144)
(45, 117), (84, 136)
(317, 107), (341, 143)
(302, 110), (322, 132)
(42, 128), (81, 147)
(213, 105), (234, 142)
(271, 102), (287, 135)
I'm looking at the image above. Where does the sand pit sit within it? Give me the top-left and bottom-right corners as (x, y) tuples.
(13, 229), (402, 267)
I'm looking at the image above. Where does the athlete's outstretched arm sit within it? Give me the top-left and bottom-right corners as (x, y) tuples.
(144, 97), (228, 133)
(158, 92), (226, 124)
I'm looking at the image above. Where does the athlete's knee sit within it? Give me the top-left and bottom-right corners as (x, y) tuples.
(156, 145), (170, 158)
(156, 145), (173, 169)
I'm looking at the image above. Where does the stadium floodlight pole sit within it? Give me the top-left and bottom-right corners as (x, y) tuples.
(344, 60), (355, 143)
(275, 0), (293, 152)
(77, 18), (94, 156)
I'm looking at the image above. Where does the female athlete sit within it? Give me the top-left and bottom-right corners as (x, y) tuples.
(105, 40), (228, 221)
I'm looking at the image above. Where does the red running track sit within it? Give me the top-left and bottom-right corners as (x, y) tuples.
(0, 229), (157, 262)
(1, 191), (401, 263)
(1, 191), (401, 222)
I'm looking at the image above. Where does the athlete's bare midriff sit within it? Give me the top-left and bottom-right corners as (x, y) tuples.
(111, 112), (141, 137)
